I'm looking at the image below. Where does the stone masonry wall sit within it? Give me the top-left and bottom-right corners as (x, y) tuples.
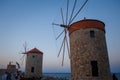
(70, 28), (112, 80)
(25, 54), (43, 78)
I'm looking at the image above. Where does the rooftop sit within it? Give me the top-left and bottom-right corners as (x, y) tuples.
(69, 19), (105, 34)
(25, 48), (43, 54)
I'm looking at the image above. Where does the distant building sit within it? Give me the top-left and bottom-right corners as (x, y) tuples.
(7, 62), (17, 73)
(0, 69), (6, 75)
(0, 62), (17, 75)
(0, 62), (17, 80)
(24, 48), (43, 78)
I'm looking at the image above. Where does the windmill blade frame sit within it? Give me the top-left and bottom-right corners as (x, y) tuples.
(54, 8), (66, 40)
(65, 33), (70, 57)
(56, 30), (64, 40)
(62, 36), (65, 66)
(57, 33), (66, 57)
(20, 54), (26, 65)
(52, 0), (88, 66)
(68, 0), (77, 25)
(61, 8), (65, 25)
(69, 0), (88, 25)
(66, 0), (69, 25)
(23, 42), (27, 54)
(20, 42), (28, 66)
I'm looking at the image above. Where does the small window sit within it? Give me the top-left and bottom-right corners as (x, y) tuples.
(91, 61), (99, 77)
(32, 55), (35, 58)
(31, 67), (34, 73)
(90, 30), (95, 38)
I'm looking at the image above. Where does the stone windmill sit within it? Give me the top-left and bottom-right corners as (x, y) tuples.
(53, 0), (112, 80)
(21, 43), (43, 78)
(24, 48), (43, 78)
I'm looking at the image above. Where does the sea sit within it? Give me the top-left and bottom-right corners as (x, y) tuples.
(43, 73), (70, 79)
(0, 73), (120, 80)
(43, 73), (120, 80)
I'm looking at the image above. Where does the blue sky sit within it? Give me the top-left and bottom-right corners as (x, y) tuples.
(0, 0), (120, 73)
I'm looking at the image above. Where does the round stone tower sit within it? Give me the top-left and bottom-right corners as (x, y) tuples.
(25, 48), (43, 78)
(69, 19), (111, 80)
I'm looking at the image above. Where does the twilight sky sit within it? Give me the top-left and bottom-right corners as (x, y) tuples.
(0, 0), (120, 73)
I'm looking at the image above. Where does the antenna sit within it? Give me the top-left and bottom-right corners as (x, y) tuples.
(52, 0), (88, 66)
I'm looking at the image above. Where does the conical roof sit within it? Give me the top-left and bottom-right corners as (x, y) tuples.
(26, 48), (43, 54)
(69, 19), (105, 34)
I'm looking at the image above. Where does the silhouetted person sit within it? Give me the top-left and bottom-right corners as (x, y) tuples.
(6, 72), (11, 80)
(19, 73), (24, 80)
(113, 74), (118, 80)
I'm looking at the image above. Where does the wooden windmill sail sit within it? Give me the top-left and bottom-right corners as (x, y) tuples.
(53, 0), (88, 66)
(20, 42), (28, 66)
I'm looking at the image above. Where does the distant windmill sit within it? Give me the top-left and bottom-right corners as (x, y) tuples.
(53, 0), (88, 66)
(20, 42), (28, 66)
